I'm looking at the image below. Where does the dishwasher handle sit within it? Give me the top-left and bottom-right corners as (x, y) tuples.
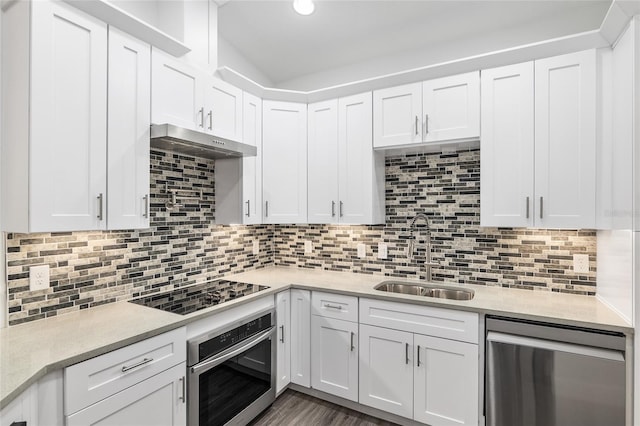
(487, 331), (624, 362)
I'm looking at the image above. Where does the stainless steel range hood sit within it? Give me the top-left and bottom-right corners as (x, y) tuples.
(150, 124), (257, 160)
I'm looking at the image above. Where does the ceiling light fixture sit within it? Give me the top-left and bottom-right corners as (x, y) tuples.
(293, 0), (315, 16)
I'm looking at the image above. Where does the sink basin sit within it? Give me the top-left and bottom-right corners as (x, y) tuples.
(374, 281), (474, 300)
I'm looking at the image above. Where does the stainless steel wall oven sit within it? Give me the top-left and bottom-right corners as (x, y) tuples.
(187, 309), (276, 426)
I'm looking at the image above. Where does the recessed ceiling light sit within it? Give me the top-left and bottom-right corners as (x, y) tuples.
(293, 0), (315, 16)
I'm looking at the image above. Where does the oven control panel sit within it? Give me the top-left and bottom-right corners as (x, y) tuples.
(198, 313), (272, 362)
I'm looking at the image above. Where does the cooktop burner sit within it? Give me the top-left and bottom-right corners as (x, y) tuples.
(129, 279), (269, 315)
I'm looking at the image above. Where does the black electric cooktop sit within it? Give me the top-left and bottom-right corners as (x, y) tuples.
(129, 279), (270, 315)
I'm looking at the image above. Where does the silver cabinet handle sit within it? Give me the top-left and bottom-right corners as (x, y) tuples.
(324, 303), (342, 310)
(425, 114), (429, 134)
(540, 196), (544, 219)
(405, 343), (409, 365)
(417, 345), (421, 367)
(350, 332), (355, 351)
(143, 195), (149, 218)
(179, 376), (186, 403)
(339, 201), (344, 217)
(332, 201), (336, 217)
(245, 200), (250, 217)
(415, 116), (419, 135)
(198, 107), (204, 128)
(207, 110), (213, 130)
(265, 201), (269, 217)
(526, 196), (530, 219)
(279, 325), (285, 343)
(97, 193), (104, 221)
(122, 357), (153, 372)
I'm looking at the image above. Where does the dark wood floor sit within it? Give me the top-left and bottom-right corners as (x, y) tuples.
(250, 390), (398, 426)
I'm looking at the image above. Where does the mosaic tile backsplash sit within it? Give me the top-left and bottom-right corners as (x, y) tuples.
(5, 148), (596, 325)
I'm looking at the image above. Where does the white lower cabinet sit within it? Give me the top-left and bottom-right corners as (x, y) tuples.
(310, 315), (359, 401)
(66, 363), (186, 426)
(64, 328), (187, 426)
(359, 324), (478, 425)
(276, 290), (291, 393)
(290, 289), (311, 387)
(413, 334), (478, 426)
(358, 324), (414, 418)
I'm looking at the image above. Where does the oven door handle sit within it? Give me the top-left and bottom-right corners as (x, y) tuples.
(191, 326), (276, 374)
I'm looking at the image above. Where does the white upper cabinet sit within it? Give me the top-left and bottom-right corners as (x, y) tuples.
(151, 48), (205, 131)
(535, 50), (596, 228)
(107, 27), (151, 230)
(262, 101), (308, 224)
(152, 49), (242, 140)
(373, 82), (422, 148)
(308, 93), (384, 224)
(338, 93), (385, 224)
(307, 99), (340, 223)
(422, 72), (480, 143)
(481, 50), (597, 229)
(480, 62), (535, 227)
(373, 72), (479, 148)
(204, 77), (243, 141)
(215, 92), (263, 225)
(2, 0), (108, 232)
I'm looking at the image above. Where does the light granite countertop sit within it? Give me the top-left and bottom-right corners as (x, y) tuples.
(1, 266), (633, 409)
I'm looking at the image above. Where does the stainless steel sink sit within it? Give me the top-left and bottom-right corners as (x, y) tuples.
(374, 281), (474, 300)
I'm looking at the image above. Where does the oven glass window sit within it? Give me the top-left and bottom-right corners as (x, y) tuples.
(198, 338), (272, 426)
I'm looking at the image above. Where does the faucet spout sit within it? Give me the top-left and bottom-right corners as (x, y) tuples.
(407, 213), (438, 281)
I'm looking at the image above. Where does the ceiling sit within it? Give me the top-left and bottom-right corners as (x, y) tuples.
(217, 0), (612, 90)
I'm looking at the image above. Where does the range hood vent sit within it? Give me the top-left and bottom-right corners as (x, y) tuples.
(150, 124), (257, 160)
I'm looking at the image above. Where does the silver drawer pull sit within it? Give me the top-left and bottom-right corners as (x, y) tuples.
(405, 343), (409, 365)
(350, 332), (355, 351)
(121, 357), (153, 372)
(417, 345), (421, 367)
(179, 376), (186, 403)
(324, 303), (343, 310)
(280, 325), (285, 343)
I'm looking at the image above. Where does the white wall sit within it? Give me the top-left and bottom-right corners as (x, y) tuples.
(597, 230), (633, 323)
(218, 36), (274, 87)
(0, 4), (5, 328)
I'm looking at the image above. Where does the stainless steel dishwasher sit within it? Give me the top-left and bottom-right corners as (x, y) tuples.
(486, 316), (626, 426)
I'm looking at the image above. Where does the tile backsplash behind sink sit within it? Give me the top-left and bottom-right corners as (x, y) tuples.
(4, 148), (596, 326)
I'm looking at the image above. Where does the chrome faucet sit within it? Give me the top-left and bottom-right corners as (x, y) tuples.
(407, 213), (439, 282)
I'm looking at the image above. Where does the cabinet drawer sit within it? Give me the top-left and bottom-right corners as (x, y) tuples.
(65, 327), (186, 415)
(311, 291), (358, 322)
(359, 299), (478, 344)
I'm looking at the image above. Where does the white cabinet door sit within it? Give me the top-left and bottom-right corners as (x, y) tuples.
(422, 71), (480, 143)
(480, 62), (535, 227)
(373, 82), (422, 148)
(276, 291), (291, 393)
(242, 92), (263, 224)
(204, 77), (243, 141)
(30, 0), (107, 232)
(307, 99), (339, 224)
(359, 324), (414, 418)
(66, 363), (186, 426)
(290, 289), (311, 387)
(151, 48), (205, 131)
(262, 101), (308, 224)
(413, 335), (478, 426)
(311, 315), (358, 402)
(215, 92), (262, 225)
(535, 49), (596, 228)
(338, 92), (384, 224)
(107, 27), (151, 230)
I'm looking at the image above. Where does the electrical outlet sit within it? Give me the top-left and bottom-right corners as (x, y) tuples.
(573, 254), (590, 273)
(357, 243), (366, 259)
(30, 264), (50, 291)
(304, 240), (313, 254)
(378, 242), (388, 259)
(252, 240), (259, 256)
